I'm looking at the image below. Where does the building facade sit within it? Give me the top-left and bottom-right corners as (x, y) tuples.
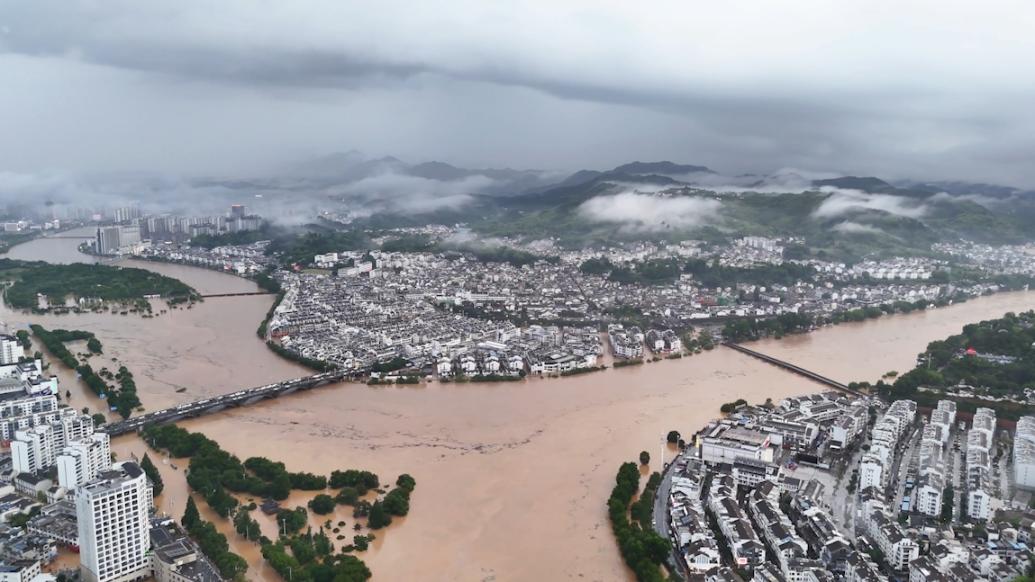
(76, 462), (153, 582)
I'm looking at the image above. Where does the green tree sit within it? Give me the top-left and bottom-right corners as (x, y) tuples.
(941, 485), (955, 523)
(639, 451), (650, 465)
(336, 486), (360, 506)
(182, 497), (200, 531)
(367, 501), (391, 529)
(140, 453), (164, 496)
(382, 489), (410, 517)
(666, 431), (680, 444)
(395, 474), (416, 492)
(309, 494), (336, 515)
(268, 472), (292, 501)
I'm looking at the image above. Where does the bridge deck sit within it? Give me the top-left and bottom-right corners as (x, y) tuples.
(199, 292), (275, 298)
(722, 342), (864, 397)
(102, 369), (350, 436)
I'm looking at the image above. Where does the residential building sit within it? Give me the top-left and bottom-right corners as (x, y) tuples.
(860, 455), (884, 490)
(76, 462), (153, 582)
(95, 227), (121, 256)
(11, 426), (56, 476)
(57, 433), (112, 491)
(0, 560), (43, 582)
(149, 518), (225, 582)
(1014, 416), (1035, 491)
(700, 425), (774, 465)
(0, 336), (22, 366)
(10, 414), (94, 475)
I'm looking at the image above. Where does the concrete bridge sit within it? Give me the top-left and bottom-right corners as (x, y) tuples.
(199, 291), (275, 298)
(101, 369), (350, 437)
(722, 342), (865, 397)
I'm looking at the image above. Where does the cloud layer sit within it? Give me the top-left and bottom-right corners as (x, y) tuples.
(1, 2), (1035, 186)
(329, 173), (488, 214)
(579, 192), (721, 232)
(812, 189), (928, 220)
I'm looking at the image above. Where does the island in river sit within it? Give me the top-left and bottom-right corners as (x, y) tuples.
(4, 228), (1033, 581)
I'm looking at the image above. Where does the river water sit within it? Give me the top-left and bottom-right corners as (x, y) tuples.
(5, 229), (1034, 581)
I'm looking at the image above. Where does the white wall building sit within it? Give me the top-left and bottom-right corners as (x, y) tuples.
(11, 414), (95, 476)
(914, 473), (944, 517)
(77, 462), (153, 582)
(0, 394), (62, 441)
(0, 559), (43, 582)
(859, 455), (884, 490)
(1014, 416), (1035, 491)
(57, 433), (112, 491)
(968, 488), (992, 521)
(11, 425), (56, 475)
(700, 426), (773, 465)
(0, 334), (23, 365)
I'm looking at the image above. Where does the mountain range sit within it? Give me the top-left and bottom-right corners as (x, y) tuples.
(258, 152), (1035, 260)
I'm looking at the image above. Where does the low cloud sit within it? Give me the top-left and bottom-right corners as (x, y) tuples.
(578, 191), (721, 232)
(330, 172), (490, 214)
(832, 221), (886, 235)
(0, 171), (236, 214)
(0, 170), (324, 228)
(664, 167), (844, 195)
(812, 188), (927, 220)
(928, 190), (1002, 208)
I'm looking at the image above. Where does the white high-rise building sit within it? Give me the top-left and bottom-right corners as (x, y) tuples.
(11, 425), (56, 475)
(0, 334), (23, 365)
(57, 433), (112, 491)
(54, 414), (95, 445)
(1014, 416), (1035, 491)
(0, 394), (62, 440)
(77, 462), (153, 582)
(117, 225), (141, 249)
(10, 413), (95, 475)
(95, 227), (121, 256)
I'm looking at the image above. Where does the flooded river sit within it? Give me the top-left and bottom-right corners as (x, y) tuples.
(5, 230), (1034, 581)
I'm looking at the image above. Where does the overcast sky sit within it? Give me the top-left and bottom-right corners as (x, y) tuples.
(2, 1), (1034, 187)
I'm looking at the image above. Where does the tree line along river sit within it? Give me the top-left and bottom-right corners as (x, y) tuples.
(4, 228), (1034, 581)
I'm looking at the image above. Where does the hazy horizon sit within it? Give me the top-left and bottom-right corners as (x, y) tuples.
(2, 1), (1035, 190)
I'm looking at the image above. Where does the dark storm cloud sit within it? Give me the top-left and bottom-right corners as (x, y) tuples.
(1, 0), (1034, 187)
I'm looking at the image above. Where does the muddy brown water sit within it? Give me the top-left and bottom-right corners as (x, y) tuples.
(5, 230), (1033, 581)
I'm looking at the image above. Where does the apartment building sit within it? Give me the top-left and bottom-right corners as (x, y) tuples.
(76, 462), (153, 582)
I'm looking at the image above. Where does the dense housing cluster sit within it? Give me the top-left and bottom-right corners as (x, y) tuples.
(258, 227), (1017, 374)
(662, 391), (1035, 581)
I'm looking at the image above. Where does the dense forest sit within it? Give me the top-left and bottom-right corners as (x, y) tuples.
(143, 424), (414, 582)
(0, 259), (197, 310)
(886, 311), (1035, 398)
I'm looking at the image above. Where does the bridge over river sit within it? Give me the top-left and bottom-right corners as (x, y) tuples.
(101, 343), (863, 437)
(722, 342), (866, 397)
(101, 369), (351, 437)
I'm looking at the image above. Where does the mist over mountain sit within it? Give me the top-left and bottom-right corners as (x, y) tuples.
(5, 151), (1035, 261)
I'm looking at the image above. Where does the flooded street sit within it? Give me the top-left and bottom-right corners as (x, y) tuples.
(5, 230), (1034, 581)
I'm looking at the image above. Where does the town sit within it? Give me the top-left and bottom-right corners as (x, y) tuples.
(0, 333), (223, 581)
(161, 226), (1030, 379)
(660, 390), (1035, 581)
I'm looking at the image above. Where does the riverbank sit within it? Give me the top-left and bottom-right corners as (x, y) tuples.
(6, 231), (1034, 581)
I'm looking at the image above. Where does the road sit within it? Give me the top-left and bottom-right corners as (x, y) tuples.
(653, 454), (688, 581)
